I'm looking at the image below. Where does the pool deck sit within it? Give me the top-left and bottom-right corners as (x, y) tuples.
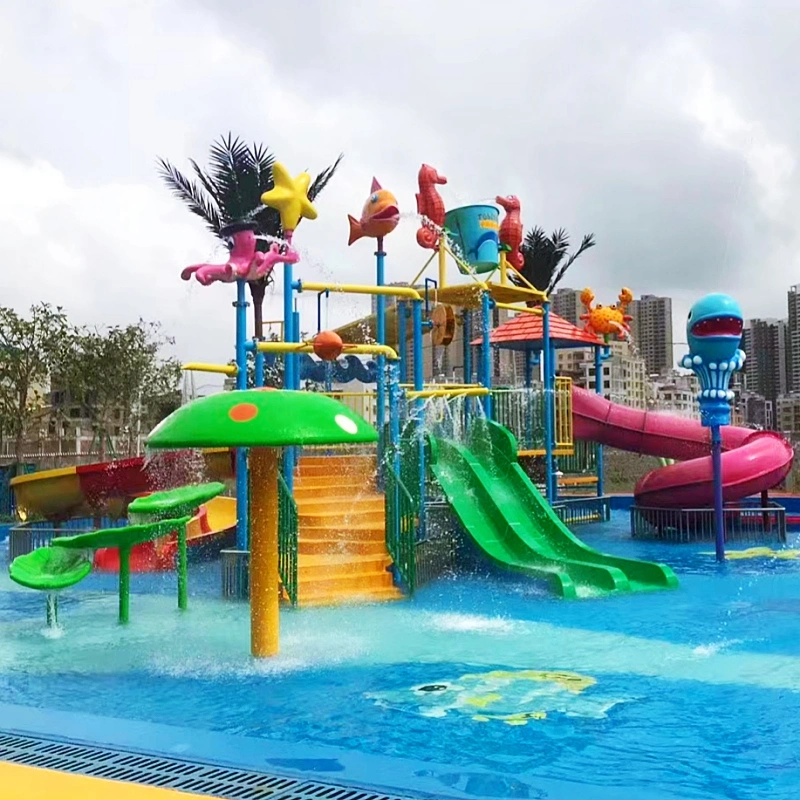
(0, 762), (215, 800)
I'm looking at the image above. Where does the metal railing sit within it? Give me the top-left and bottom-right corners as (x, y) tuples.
(555, 376), (573, 448)
(631, 503), (787, 543)
(385, 465), (417, 594)
(8, 517), (127, 560)
(491, 380), (574, 453)
(554, 496), (610, 526)
(321, 391), (378, 428)
(221, 550), (249, 600)
(415, 502), (461, 588)
(557, 439), (597, 475)
(278, 472), (299, 606)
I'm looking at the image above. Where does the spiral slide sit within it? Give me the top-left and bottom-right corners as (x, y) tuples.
(571, 387), (794, 508)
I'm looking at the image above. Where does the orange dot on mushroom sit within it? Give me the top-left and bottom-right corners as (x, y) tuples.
(229, 402), (259, 422)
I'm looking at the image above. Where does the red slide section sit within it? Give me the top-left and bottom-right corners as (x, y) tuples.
(572, 387), (794, 508)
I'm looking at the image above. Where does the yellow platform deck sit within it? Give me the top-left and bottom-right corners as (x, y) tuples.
(0, 762), (216, 800)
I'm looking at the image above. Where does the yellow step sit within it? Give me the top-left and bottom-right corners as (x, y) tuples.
(296, 496), (385, 514)
(298, 509), (385, 527)
(298, 554), (392, 579)
(297, 461), (377, 478)
(298, 454), (377, 467)
(292, 481), (378, 498)
(292, 481), (375, 496)
(299, 525), (385, 542)
(297, 569), (395, 598)
(298, 538), (388, 556)
(299, 585), (404, 607)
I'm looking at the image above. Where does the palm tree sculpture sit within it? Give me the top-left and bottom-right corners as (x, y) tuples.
(513, 227), (596, 298)
(158, 134), (343, 338)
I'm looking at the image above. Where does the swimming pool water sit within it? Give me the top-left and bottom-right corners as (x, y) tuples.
(3, 511), (800, 800)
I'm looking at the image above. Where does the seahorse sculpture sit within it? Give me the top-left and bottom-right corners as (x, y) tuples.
(181, 223), (299, 286)
(415, 164), (447, 250)
(496, 195), (524, 271)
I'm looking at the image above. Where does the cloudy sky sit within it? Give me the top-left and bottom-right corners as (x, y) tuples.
(1, 0), (796, 388)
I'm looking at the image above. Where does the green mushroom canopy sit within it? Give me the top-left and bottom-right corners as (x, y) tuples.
(146, 389), (379, 450)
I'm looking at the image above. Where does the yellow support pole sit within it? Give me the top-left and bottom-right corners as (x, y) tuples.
(399, 383), (485, 389)
(407, 387), (489, 399)
(249, 447), (280, 658)
(444, 246), (486, 284)
(438, 236), (447, 289)
(499, 250), (508, 285)
(492, 302), (543, 316)
(298, 282), (422, 301)
(411, 251), (437, 287)
(505, 264), (548, 300)
(182, 362), (238, 376)
(256, 341), (399, 360)
(341, 343), (399, 360)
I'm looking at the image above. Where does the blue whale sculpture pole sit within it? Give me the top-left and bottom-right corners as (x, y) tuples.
(680, 294), (745, 561)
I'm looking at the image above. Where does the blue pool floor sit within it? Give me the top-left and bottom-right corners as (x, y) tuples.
(4, 512), (800, 800)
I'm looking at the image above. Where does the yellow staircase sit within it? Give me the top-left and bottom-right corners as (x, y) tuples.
(293, 452), (404, 606)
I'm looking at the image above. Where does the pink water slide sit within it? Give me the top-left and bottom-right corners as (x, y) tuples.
(571, 387), (794, 508)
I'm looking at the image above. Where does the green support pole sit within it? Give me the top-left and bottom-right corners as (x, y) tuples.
(46, 594), (58, 628)
(177, 522), (188, 610)
(119, 546), (131, 624)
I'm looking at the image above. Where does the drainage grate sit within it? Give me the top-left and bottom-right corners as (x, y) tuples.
(0, 733), (420, 800)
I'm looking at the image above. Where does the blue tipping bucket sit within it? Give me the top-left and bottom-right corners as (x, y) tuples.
(444, 204), (500, 274)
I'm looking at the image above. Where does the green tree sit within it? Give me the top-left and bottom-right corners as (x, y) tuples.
(59, 320), (181, 458)
(157, 133), (343, 340)
(0, 304), (71, 468)
(515, 227), (596, 296)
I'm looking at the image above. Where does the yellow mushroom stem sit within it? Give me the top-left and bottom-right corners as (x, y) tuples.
(249, 447), (280, 657)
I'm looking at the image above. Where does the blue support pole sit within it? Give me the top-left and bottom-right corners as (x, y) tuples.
(463, 309), (472, 431)
(525, 349), (534, 451)
(283, 263), (294, 391)
(254, 340), (265, 388)
(711, 424), (725, 561)
(389, 361), (401, 475)
(550, 339), (558, 504)
(376, 240), (387, 477)
(397, 302), (408, 384)
(292, 309), (301, 389)
(542, 301), (555, 503)
(463, 310), (473, 384)
(481, 292), (493, 419)
(412, 299), (425, 538)
(282, 264), (296, 492)
(234, 280), (249, 549)
(594, 345), (604, 498)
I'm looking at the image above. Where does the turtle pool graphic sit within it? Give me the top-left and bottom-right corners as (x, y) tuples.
(366, 669), (629, 725)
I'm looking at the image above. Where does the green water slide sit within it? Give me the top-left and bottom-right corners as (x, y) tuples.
(428, 421), (678, 598)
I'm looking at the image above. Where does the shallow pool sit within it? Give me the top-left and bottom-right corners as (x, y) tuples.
(3, 512), (800, 800)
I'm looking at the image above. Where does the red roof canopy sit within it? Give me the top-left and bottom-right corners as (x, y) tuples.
(471, 311), (603, 350)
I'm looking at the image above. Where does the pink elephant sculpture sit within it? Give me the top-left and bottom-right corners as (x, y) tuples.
(181, 223), (299, 286)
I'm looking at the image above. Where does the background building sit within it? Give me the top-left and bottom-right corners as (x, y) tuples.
(629, 294), (673, 375)
(741, 318), (788, 424)
(577, 340), (647, 409)
(550, 287), (583, 327)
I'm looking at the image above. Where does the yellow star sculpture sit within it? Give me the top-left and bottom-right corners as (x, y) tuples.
(260, 162), (318, 233)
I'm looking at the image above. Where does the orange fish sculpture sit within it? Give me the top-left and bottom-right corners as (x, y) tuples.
(347, 178), (400, 245)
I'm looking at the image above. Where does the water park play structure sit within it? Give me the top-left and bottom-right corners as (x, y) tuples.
(7, 160), (795, 658)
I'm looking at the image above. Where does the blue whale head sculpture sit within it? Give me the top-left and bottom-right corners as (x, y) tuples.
(685, 293), (743, 364)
